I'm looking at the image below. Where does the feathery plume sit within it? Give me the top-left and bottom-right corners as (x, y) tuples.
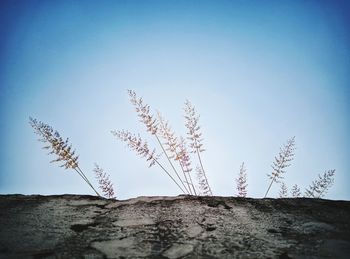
(128, 90), (158, 135)
(29, 117), (100, 196)
(264, 136), (296, 198)
(305, 170), (335, 198)
(111, 130), (158, 168)
(291, 184), (301, 198)
(184, 100), (205, 153)
(279, 182), (288, 198)
(236, 162), (248, 197)
(184, 100), (212, 195)
(157, 111), (180, 160)
(93, 164), (116, 199)
(29, 117), (79, 169)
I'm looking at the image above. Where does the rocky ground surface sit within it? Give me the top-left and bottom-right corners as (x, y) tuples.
(0, 195), (349, 258)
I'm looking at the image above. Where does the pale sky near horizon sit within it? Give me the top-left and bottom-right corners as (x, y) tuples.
(0, 0), (349, 200)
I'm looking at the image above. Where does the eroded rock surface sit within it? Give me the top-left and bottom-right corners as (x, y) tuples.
(0, 195), (349, 258)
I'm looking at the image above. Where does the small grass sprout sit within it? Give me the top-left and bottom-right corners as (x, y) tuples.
(279, 182), (288, 198)
(236, 162), (248, 198)
(291, 184), (301, 198)
(196, 166), (212, 196)
(94, 163), (116, 199)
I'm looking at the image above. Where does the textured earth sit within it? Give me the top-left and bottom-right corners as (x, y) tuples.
(0, 195), (349, 258)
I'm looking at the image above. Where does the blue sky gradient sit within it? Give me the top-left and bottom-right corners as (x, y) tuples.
(1, 0), (349, 200)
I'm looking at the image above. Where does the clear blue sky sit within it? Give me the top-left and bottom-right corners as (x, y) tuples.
(0, 0), (349, 200)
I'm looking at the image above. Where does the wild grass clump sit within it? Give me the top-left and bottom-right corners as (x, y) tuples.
(29, 117), (100, 196)
(29, 91), (336, 200)
(111, 91), (336, 199)
(264, 137), (296, 198)
(305, 170), (335, 198)
(112, 90), (213, 196)
(29, 117), (116, 199)
(261, 136), (335, 199)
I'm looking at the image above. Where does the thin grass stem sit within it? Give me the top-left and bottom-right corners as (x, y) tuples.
(264, 178), (274, 198)
(153, 157), (187, 194)
(76, 166), (101, 196)
(155, 134), (190, 194)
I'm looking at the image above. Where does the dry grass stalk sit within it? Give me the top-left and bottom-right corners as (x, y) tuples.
(236, 162), (248, 197)
(291, 184), (301, 197)
(184, 100), (212, 196)
(111, 129), (186, 193)
(29, 117), (100, 196)
(178, 137), (197, 195)
(305, 170), (335, 198)
(94, 164), (116, 199)
(264, 136), (296, 198)
(279, 182), (288, 198)
(127, 90), (189, 194)
(157, 112), (196, 195)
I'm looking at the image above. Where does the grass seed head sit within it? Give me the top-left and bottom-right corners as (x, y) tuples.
(29, 117), (79, 169)
(112, 129), (159, 168)
(128, 90), (158, 135)
(184, 100), (205, 154)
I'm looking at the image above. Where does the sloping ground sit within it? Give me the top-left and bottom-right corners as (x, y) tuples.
(0, 195), (349, 258)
